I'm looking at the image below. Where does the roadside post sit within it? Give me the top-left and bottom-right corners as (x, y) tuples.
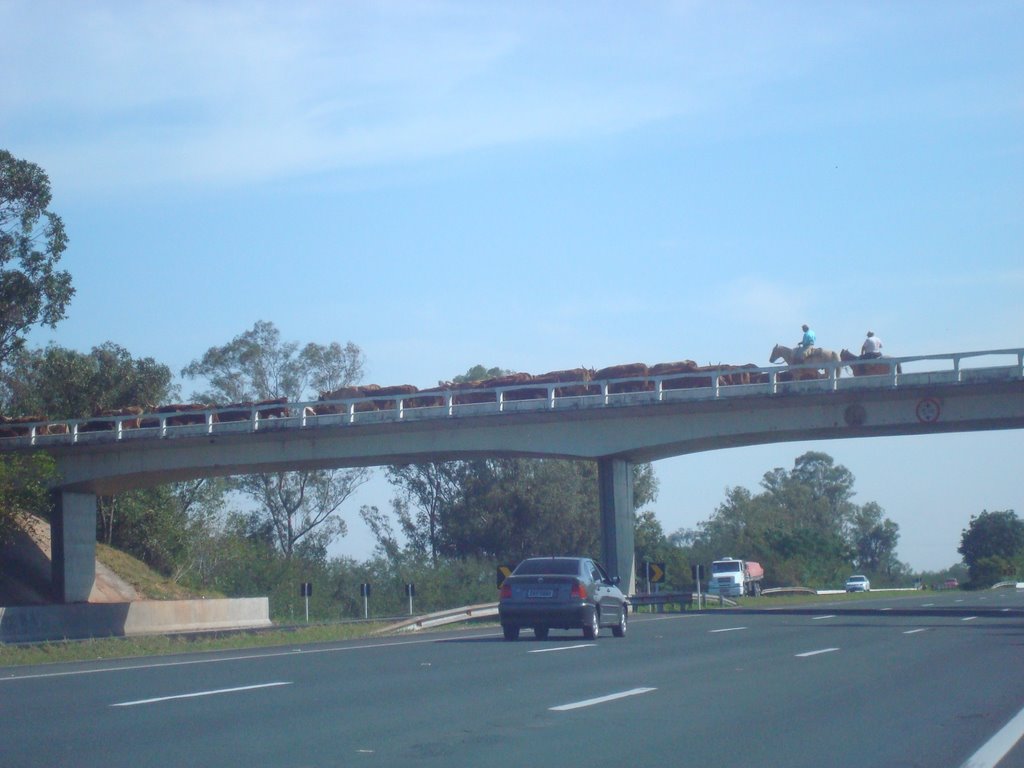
(300, 582), (312, 622)
(360, 583), (371, 619)
(692, 564), (704, 609)
(405, 583), (416, 615)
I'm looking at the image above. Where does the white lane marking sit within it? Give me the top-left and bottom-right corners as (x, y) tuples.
(709, 627), (747, 633)
(812, 615), (836, 621)
(529, 644), (594, 654)
(904, 628), (928, 635)
(796, 648), (839, 658)
(922, 603), (936, 607)
(960, 703), (1024, 768)
(962, 616), (978, 622)
(1, 633), (500, 682)
(112, 681), (291, 707)
(639, 614), (706, 622)
(550, 687), (656, 712)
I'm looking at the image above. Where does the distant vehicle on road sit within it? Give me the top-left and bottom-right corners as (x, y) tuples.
(707, 557), (764, 597)
(498, 557), (627, 641)
(845, 575), (871, 592)
(944, 578), (959, 589)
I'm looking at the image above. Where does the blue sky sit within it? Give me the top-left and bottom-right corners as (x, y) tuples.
(3, 1), (1021, 572)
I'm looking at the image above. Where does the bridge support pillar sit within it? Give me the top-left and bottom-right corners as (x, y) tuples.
(51, 491), (97, 603)
(598, 457), (636, 596)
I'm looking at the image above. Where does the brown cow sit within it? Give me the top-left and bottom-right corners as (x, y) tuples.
(715, 363), (767, 386)
(141, 403), (215, 428)
(219, 397), (290, 422)
(483, 372), (545, 402)
(546, 368), (599, 398)
(369, 385), (419, 411)
(405, 386), (448, 409)
(316, 386), (375, 414)
(81, 406), (144, 432)
(649, 360), (707, 389)
(0, 415), (49, 438)
(595, 363), (651, 393)
(450, 380), (497, 406)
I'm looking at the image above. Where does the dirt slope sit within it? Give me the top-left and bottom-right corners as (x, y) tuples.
(0, 514), (140, 605)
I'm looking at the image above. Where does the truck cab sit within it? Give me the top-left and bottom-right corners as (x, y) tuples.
(707, 557), (763, 597)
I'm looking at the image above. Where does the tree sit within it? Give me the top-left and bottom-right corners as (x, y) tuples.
(451, 365), (508, 384)
(182, 321), (369, 559)
(851, 502), (901, 576)
(181, 320), (363, 403)
(958, 510), (1023, 588)
(0, 342), (175, 418)
(0, 453), (56, 545)
(675, 451), (898, 588)
(634, 510), (691, 591)
(371, 365), (658, 563)
(379, 462), (466, 564)
(0, 150), (73, 367)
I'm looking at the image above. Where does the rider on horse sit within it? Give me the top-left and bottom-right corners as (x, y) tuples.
(795, 324), (816, 363)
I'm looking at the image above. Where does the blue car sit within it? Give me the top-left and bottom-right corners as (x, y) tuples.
(498, 557), (628, 641)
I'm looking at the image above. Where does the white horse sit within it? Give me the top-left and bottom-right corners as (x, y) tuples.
(770, 344), (842, 379)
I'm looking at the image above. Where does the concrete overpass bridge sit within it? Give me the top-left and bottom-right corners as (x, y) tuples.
(3, 347), (1022, 603)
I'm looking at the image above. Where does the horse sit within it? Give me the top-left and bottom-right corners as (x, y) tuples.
(769, 344), (842, 380)
(840, 349), (902, 377)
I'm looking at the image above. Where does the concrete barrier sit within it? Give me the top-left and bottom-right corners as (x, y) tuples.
(0, 598), (271, 643)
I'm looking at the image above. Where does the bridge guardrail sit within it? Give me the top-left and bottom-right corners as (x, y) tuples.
(1, 347), (1021, 449)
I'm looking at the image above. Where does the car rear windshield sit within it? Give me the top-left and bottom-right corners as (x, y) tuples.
(514, 558), (582, 576)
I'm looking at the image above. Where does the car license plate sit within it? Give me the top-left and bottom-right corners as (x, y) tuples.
(527, 588), (554, 598)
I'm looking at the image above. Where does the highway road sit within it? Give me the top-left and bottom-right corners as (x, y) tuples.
(2, 590), (1023, 767)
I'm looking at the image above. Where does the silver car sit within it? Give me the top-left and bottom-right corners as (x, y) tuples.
(498, 557), (628, 641)
(845, 574), (871, 592)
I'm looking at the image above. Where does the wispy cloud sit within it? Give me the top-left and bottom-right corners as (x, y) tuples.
(0, 2), (819, 191)
(3, 1), (1017, 194)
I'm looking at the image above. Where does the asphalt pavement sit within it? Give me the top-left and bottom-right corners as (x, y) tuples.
(2, 589), (1023, 767)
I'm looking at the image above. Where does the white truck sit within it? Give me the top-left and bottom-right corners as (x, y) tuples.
(706, 557), (764, 597)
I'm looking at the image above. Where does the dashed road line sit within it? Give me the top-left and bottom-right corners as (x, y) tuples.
(550, 687), (657, 712)
(960, 703), (1024, 768)
(112, 681), (291, 707)
(529, 644), (594, 654)
(796, 648), (839, 658)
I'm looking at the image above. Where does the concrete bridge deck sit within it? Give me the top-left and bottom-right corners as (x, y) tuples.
(2, 347), (1021, 604)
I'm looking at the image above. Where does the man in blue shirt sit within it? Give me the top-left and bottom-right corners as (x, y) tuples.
(795, 324), (816, 362)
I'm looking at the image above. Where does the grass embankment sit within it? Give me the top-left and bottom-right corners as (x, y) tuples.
(94, 544), (213, 601)
(0, 621), (390, 669)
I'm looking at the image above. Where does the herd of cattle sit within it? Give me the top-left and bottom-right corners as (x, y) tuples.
(0, 359), (784, 439)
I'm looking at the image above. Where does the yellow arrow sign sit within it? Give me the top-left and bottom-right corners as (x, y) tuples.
(647, 562), (665, 583)
(497, 565), (514, 586)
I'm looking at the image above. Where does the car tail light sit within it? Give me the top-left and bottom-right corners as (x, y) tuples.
(499, 584), (512, 599)
(570, 581), (587, 599)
